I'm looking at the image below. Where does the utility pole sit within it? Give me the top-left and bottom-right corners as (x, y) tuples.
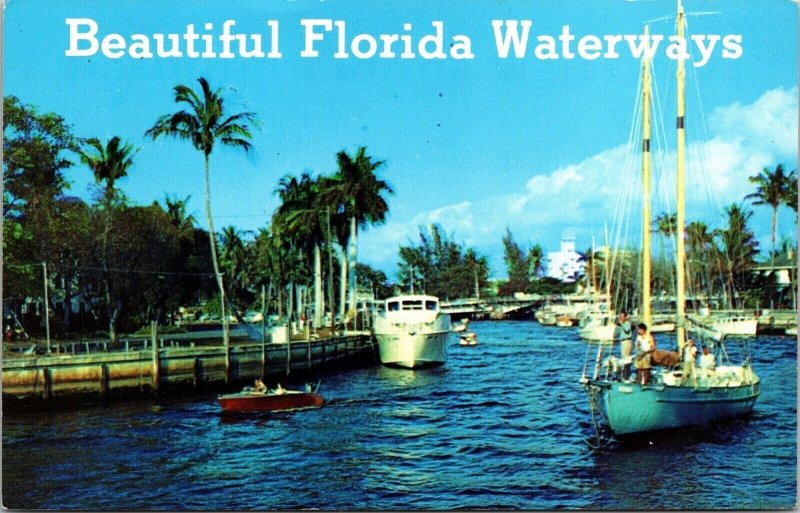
(42, 262), (51, 353)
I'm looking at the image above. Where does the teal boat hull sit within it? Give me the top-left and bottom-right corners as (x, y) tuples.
(588, 379), (760, 436)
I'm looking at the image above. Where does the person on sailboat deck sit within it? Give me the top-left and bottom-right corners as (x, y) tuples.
(254, 379), (267, 392)
(615, 311), (633, 380)
(634, 323), (654, 385)
(699, 345), (716, 373)
(681, 338), (699, 387)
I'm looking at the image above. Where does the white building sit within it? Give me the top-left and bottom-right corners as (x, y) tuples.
(545, 236), (584, 282)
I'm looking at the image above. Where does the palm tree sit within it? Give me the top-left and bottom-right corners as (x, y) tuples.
(162, 194), (196, 235)
(746, 164), (795, 263)
(327, 147), (393, 315)
(652, 212), (677, 294)
(273, 173), (327, 327)
(146, 77), (257, 367)
(79, 136), (138, 343)
(784, 172), (798, 214)
(714, 204), (759, 308)
(527, 244), (544, 280)
(80, 137), (138, 205)
(686, 221), (713, 296)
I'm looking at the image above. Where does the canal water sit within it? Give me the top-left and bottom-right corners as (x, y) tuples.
(3, 321), (796, 510)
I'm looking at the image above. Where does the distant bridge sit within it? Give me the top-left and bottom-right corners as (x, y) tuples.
(441, 296), (546, 320)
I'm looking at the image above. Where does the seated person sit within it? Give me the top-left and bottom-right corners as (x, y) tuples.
(699, 346), (716, 371)
(254, 379), (267, 392)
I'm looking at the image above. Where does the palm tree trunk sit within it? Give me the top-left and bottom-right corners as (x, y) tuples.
(348, 216), (358, 317)
(314, 244), (323, 326)
(339, 247), (347, 318)
(771, 206), (778, 265)
(203, 154), (230, 383)
(326, 210), (336, 335)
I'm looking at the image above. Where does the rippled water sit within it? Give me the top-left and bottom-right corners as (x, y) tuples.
(3, 321), (797, 510)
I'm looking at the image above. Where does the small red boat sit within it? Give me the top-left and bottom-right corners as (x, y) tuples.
(218, 383), (324, 413)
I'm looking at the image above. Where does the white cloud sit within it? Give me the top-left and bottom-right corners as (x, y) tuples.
(361, 87), (798, 275)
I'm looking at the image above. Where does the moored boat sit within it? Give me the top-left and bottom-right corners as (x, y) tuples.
(218, 383), (323, 413)
(459, 331), (478, 345)
(372, 295), (451, 369)
(556, 315), (574, 327)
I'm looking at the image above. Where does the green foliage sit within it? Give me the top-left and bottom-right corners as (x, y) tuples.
(500, 228), (544, 295)
(355, 263), (393, 299)
(397, 224), (489, 300)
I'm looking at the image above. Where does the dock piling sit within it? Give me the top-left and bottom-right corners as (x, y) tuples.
(151, 321), (160, 396)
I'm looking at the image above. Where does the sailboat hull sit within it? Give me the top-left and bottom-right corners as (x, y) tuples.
(589, 378), (760, 435)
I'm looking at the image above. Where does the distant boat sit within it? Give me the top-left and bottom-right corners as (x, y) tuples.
(459, 332), (478, 346)
(578, 303), (615, 342)
(372, 295), (451, 369)
(218, 383), (323, 413)
(452, 318), (470, 333)
(689, 314), (757, 341)
(650, 321), (675, 333)
(581, 5), (759, 440)
(535, 309), (558, 325)
(556, 315), (574, 328)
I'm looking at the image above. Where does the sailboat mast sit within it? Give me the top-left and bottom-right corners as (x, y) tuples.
(591, 236), (598, 302)
(642, 24), (652, 328)
(604, 224), (611, 306)
(675, 0), (687, 351)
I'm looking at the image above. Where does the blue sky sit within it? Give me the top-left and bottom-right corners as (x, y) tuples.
(4, 0), (798, 278)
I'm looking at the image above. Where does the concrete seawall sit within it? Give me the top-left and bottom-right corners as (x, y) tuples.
(3, 334), (375, 408)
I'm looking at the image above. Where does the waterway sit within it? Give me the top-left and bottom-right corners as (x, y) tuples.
(3, 321), (796, 509)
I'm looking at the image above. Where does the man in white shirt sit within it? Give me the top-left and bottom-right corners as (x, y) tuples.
(615, 311), (633, 380)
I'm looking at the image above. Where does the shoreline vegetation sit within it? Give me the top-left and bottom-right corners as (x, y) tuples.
(3, 79), (797, 345)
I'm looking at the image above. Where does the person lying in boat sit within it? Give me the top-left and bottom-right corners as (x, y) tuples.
(272, 383), (286, 395)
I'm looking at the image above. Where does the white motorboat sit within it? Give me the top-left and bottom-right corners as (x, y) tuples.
(578, 303), (615, 342)
(372, 295), (451, 369)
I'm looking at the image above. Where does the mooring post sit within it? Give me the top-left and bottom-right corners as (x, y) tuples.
(151, 321), (159, 396)
(225, 334), (232, 386)
(193, 357), (201, 389)
(307, 340), (312, 370)
(286, 340), (291, 376)
(100, 363), (109, 398)
(43, 367), (52, 401)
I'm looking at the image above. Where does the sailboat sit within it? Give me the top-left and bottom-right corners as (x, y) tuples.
(581, 4), (760, 437)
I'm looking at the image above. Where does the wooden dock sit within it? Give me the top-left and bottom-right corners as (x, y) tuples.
(3, 331), (375, 408)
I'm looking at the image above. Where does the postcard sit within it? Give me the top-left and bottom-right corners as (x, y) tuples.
(2, 0), (797, 510)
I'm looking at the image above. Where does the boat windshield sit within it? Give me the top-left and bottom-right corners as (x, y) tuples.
(425, 300), (438, 311)
(402, 300), (423, 310)
(387, 301), (400, 312)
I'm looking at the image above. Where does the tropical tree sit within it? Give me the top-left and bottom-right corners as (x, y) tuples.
(145, 77), (258, 358)
(714, 204), (759, 308)
(686, 221), (714, 296)
(162, 194), (196, 235)
(273, 173), (328, 326)
(327, 147), (393, 316)
(746, 164), (796, 262)
(397, 224), (489, 300)
(79, 136), (138, 342)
